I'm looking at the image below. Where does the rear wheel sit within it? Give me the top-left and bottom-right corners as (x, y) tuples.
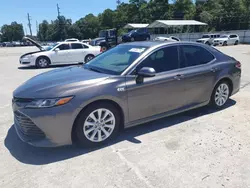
(234, 40), (239, 45)
(210, 81), (230, 109)
(131, 37), (135, 42)
(74, 102), (121, 147)
(84, 54), (94, 63)
(36, 56), (50, 68)
(146, 37), (150, 41)
(223, 41), (227, 46)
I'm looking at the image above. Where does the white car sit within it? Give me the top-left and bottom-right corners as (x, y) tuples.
(154, 36), (180, 42)
(20, 37), (101, 68)
(213, 34), (240, 46)
(196, 34), (220, 45)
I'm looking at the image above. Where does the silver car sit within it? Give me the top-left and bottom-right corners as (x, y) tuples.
(12, 41), (241, 147)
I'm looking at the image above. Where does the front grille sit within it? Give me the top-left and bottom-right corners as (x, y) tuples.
(14, 111), (45, 141)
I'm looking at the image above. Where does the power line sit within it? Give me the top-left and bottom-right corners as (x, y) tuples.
(27, 13), (32, 36)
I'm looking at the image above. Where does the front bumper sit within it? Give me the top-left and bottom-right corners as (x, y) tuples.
(20, 57), (36, 66)
(213, 41), (224, 46)
(12, 101), (81, 147)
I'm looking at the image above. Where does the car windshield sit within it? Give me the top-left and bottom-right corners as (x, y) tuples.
(202, 35), (210, 38)
(84, 45), (148, 75)
(220, 35), (229, 38)
(128, 30), (137, 34)
(44, 43), (58, 51)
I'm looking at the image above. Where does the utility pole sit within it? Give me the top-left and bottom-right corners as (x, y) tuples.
(57, 4), (61, 17)
(36, 20), (39, 34)
(27, 13), (32, 36)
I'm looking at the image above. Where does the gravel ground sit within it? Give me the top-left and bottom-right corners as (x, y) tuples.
(0, 45), (250, 188)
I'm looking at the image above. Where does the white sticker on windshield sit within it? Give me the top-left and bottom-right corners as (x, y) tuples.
(129, 48), (146, 53)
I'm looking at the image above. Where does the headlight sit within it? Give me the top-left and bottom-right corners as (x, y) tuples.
(25, 96), (73, 108)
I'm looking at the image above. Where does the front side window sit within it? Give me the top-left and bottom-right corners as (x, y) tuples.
(181, 45), (215, 67)
(136, 46), (179, 73)
(85, 45), (148, 75)
(57, 44), (70, 50)
(71, 43), (83, 49)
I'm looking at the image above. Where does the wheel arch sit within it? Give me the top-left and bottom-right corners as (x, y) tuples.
(71, 99), (125, 143)
(214, 77), (233, 96)
(36, 55), (51, 64)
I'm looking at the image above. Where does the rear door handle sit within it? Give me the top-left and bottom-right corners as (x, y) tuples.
(174, 74), (184, 80)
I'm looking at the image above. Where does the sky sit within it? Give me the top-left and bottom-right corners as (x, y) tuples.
(0, 0), (129, 35)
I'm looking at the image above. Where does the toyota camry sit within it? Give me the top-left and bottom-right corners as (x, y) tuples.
(13, 41), (241, 147)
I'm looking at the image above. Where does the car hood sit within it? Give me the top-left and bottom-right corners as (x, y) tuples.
(13, 66), (110, 98)
(214, 38), (227, 41)
(23, 36), (45, 51)
(197, 38), (209, 41)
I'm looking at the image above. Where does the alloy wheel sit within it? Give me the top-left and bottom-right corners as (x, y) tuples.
(38, 58), (48, 68)
(83, 108), (116, 142)
(215, 83), (229, 106)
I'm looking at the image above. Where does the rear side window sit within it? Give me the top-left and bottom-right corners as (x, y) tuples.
(181, 45), (215, 68)
(136, 46), (179, 73)
(230, 35), (237, 38)
(58, 44), (70, 50)
(71, 43), (83, 49)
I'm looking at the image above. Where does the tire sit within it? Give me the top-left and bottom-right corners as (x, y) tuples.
(73, 102), (121, 148)
(222, 41), (227, 46)
(146, 37), (150, 41)
(234, 40), (239, 45)
(84, 54), (95, 63)
(210, 81), (230, 109)
(36, 56), (50, 68)
(131, 37), (135, 42)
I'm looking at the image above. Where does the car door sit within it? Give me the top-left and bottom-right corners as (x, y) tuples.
(126, 45), (188, 122)
(70, 43), (88, 63)
(178, 45), (217, 106)
(51, 43), (70, 64)
(229, 35), (236, 45)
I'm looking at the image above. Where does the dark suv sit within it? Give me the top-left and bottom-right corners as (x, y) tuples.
(122, 28), (150, 42)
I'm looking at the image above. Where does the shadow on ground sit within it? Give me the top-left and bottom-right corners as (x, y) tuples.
(18, 64), (81, 70)
(5, 99), (236, 165)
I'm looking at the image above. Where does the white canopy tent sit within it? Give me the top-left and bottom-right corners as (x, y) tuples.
(124, 23), (149, 29)
(147, 20), (207, 28)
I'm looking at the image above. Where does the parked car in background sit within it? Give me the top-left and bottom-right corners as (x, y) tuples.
(82, 39), (90, 44)
(65, 38), (79, 42)
(122, 28), (150, 42)
(213, 34), (240, 46)
(89, 37), (105, 46)
(196, 34), (220, 45)
(13, 41), (241, 147)
(19, 37), (101, 68)
(154, 36), (180, 42)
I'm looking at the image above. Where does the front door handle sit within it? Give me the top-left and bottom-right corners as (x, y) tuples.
(211, 68), (219, 72)
(174, 74), (184, 80)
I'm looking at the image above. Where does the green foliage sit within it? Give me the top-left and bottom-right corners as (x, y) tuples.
(0, 22), (24, 42)
(2, 0), (250, 42)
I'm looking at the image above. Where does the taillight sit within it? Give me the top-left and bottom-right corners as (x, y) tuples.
(235, 61), (241, 69)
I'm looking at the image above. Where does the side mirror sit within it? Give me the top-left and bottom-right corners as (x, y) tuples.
(54, 48), (60, 52)
(138, 67), (156, 77)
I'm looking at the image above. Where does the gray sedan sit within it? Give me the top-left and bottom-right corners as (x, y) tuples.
(12, 41), (241, 147)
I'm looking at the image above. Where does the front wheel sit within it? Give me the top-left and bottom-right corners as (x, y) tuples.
(84, 54), (94, 63)
(210, 81), (230, 109)
(74, 102), (121, 147)
(223, 41), (227, 46)
(36, 56), (50, 68)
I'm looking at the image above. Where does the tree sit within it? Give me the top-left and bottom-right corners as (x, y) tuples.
(0, 22), (24, 42)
